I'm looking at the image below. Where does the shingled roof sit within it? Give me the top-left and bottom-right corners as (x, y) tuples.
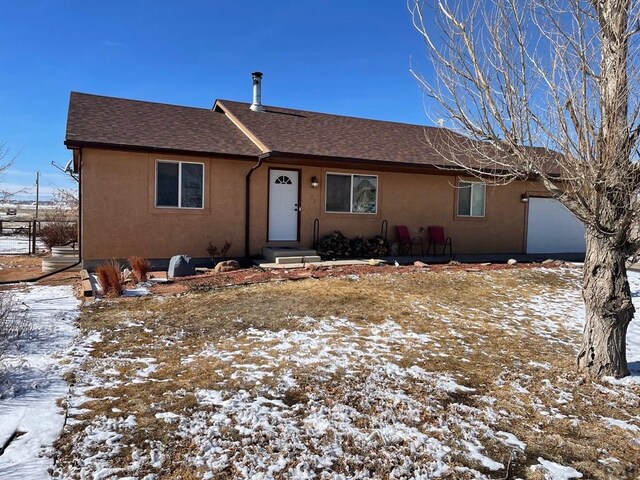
(216, 100), (473, 167)
(65, 92), (261, 158)
(65, 92), (499, 170)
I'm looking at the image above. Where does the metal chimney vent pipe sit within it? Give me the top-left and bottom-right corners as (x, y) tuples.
(250, 72), (264, 112)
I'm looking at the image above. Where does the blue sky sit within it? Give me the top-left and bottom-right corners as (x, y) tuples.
(0, 1), (432, 200)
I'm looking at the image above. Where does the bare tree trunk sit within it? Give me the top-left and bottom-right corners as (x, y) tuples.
(578, 230), (633, 378)
(410, 0), (640, 378)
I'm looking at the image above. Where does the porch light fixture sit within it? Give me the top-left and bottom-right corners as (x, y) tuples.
(311, 176), (320, 188)
(521, 194), (529, 203)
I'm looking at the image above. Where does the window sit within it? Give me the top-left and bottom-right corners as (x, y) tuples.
(156, 161), (204, 208)
(275, 175), (292, 185)
(326, 173), (378, 214)
(457, 181), (486, 217)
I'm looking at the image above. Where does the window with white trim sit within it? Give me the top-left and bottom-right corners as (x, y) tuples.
(156, 160), (204, 208)
(457, 181), (486, 217)
(325, 173), (378, 214)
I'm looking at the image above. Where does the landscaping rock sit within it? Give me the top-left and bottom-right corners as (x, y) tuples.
(214, 260), (240, 273)
(414, 261), (429, 268)
(542, 259), (555, 264)
(507, 258), (518, 265)
(168, 255), (196, 277)
(122, 268), (133, 282)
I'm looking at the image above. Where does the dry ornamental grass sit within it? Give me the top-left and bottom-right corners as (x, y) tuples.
(95, 260), (123, 298)
(128, 256), (151, 283)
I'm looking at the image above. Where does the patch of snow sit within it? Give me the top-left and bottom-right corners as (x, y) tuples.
(122, 286), (150, 297)
(531, 457), (583, 479)
(600, 416), (640, 432)
(528, 360), (552, 370)
(462, 440), (504, 471)
(155, 412), (180, 423)
(0, 286), (80, 479)
(496, 430), (526, 451)
(0, 236), (46, 255)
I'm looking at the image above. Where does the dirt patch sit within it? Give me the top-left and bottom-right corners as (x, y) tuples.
(0, 255), (44, 283)
(0, 255), (80, 290)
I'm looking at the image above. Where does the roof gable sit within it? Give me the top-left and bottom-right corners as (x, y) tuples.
(215, 99), (473, 167)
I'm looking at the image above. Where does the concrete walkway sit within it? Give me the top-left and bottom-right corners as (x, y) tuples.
(255, 252), (585, 269)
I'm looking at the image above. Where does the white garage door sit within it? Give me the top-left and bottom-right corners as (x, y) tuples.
(526, 198), (586, 254)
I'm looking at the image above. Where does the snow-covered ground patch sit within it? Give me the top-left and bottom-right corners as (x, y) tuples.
(0, 285), (80, 479)
(0, 236), (46, 255)
(52, 266), (640, 479)
(531, 457), (584, 479)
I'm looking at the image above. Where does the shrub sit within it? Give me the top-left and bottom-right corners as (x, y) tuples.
(206, 241), (232, 264)
(0, 292), (31, 361)
(38, 221), (77, 249)
(96, 260), (123, 298)
(128, 256), (151, 283)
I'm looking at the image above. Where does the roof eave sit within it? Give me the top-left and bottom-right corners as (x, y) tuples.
(63, 139), (259, 162)
(261, 151), (519, 176)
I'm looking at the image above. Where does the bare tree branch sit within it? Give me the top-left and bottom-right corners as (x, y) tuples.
(409, 0), (640, 378)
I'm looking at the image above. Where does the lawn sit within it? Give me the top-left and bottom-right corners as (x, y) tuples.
(52, 265), (640, 479)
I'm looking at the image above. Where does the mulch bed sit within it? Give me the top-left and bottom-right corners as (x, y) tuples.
(150, 260), (566, 295)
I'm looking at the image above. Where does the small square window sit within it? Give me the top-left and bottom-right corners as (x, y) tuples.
(156, 161), (204, 209)
(457, 181), (485, 217)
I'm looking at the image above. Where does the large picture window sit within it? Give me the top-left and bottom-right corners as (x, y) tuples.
(326, 173), (378, 214)
(156, 160), (204, 208)
(457, 181), (485, 217)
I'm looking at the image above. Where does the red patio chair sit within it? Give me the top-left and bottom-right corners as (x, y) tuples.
(427, 226), (452, 257)
(396, 225), (424, 256)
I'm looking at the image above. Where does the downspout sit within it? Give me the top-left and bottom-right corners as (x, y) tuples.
(77, 148), (83, 265)
(245, 152), (272, 258)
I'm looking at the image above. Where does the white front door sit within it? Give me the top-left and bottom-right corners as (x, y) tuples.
(526, 198), (586, 254)
(268, 169), (299, 241)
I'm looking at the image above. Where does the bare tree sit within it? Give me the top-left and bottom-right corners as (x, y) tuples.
(410, 0), (640, 377)
(0, 142), (21, 203)
(51, 186), (79, 213)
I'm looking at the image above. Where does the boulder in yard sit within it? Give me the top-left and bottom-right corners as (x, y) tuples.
(507, 258), (518, 265)
(214, 260), (240, 273)
(414, 261), (429, 268)
(168, 255), (196, 277)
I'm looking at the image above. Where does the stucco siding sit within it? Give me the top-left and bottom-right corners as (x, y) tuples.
(81, 149), (250, 260)
(81, 149), (543, 261)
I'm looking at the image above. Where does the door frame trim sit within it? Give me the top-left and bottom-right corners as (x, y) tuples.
(266, 167), (302, 242)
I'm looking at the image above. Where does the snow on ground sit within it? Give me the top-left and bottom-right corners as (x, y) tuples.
(178, 318), (497, 478)
(531, 457), (584, 479)
(0, 286), (80, 479)
(51, 266), (640, 478)
(0, 236), (46, 255)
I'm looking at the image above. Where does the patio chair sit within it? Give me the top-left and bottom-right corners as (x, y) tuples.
(396, 225), (424, 256)
(427, 225), (452, 257)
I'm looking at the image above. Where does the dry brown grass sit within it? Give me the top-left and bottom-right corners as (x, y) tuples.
(52, 266), (640, 479)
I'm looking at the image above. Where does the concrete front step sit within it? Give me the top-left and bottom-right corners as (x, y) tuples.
(262, 247), (318, 263)
(275, 255), (322, 265)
